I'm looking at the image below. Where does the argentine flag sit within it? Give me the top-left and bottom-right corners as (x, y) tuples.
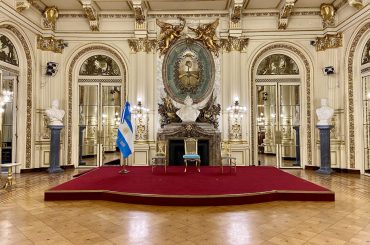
(116, 102), (133, 158)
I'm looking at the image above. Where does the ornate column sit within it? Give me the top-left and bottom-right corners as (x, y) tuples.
(128, 39), (156, 165)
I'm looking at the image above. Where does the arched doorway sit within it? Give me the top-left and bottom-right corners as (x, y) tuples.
(250, 43), (312, 168)
(77, 54), (124, 167)
(361, 38), (370, 176)
(255, 53), (301, 168)
(0, 34), (19, 165)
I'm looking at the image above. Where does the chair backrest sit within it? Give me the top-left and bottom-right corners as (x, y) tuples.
(184, 138), (198, 155)
(221, 141), (231, 156)
(156, 140), (166, 156)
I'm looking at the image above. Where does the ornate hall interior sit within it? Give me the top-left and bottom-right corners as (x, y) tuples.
(1, 0), (370, 244)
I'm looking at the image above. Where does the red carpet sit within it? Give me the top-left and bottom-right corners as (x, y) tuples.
(45, 166), (335, 206)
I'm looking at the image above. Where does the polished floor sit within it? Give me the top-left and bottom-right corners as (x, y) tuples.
(0, 168), (370, 245)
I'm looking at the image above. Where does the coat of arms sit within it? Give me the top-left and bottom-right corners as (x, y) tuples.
(174, 51), (202, 94)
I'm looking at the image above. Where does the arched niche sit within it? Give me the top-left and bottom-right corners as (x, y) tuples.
(0, 24), (33, 169)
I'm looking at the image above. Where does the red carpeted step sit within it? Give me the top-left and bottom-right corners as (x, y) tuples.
(45, 166), (335, 205)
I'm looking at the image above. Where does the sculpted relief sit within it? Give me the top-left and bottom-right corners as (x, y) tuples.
(0, 35), (18, 66)
(257, 54), (299, 75)
(362, 39), (370, 65)
(79, 55), (120, 76)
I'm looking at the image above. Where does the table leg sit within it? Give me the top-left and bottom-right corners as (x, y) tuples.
(3, 166), (13, 189)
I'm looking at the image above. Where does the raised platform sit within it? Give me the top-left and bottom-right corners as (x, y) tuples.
(44, 166), (335, 206)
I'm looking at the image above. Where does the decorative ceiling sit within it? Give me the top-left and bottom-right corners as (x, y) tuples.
(34, 0), (338, 12)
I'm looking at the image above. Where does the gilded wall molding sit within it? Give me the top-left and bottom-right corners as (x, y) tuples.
(67, 46), (127, 165)
(251, 44), (312, 165)
(347, 22), (370, 168)
(59, 14), (135, 19)
(315, 33), (343, 51)
(128, 38), (157, 53)
(37, 35), (65, 53)
(220, 36), (248, 52)
(4, 25), (33, 168)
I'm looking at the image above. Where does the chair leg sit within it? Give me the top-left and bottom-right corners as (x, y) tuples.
(164, 159), (167, 173)
(197, 160), (201, 172)
(184, 159), (187, 172)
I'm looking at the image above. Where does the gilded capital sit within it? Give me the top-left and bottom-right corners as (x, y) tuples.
(128, 38), (157, 53)
(316, 33), (343, 51)
(220, 36), (248, 52)
(37, 35), (65, 53)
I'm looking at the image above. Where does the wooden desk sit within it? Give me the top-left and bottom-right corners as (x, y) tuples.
(0, 163), (21, 188)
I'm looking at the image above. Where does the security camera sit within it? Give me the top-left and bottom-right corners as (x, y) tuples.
(323, 66), (335, 75)
(310, 40), (316, 46)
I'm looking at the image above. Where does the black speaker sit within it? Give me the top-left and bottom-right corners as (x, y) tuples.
(46, 62), (58, 76)
(323, 66), (334, 75)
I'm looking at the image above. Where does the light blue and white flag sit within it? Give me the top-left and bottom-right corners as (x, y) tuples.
(116, 101), (133, 158)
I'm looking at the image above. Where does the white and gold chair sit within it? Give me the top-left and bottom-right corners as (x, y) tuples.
(151, 140), (167, 173)
(183, 138), (201, 172)
(220, 141), (236, 173)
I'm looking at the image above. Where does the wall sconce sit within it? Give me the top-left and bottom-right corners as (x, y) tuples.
(227, 96), (246, 140)
(131, 98), (149, 141)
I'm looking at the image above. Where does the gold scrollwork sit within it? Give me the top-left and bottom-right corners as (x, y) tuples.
(220, 36), (249, 52)
(231, 5), (242, 24)
(43, 6), (59, 30)
(128, 38), (157, 53)
(156, 17), (185, 56)
(315, 33), (343, 51)
(320, 3), (335, 27)
(188, 19), (220, 57)
(134, 6), (145, 24)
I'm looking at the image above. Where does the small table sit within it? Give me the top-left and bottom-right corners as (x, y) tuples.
(0, 163), (21, 189)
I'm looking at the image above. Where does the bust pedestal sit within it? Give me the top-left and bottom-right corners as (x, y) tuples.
(48, 125), (64, 173)
(292, 125), (301, 166)
(316, 125), (333, 175)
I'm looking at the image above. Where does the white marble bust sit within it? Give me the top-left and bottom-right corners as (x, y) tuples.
(176, 95), (200, 122)
(45, 99), (65, 126)
(316, 98), (334, 126)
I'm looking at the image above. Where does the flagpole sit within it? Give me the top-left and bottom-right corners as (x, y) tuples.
(117, 101), (133, 174)
(119, 156), (130, 174)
